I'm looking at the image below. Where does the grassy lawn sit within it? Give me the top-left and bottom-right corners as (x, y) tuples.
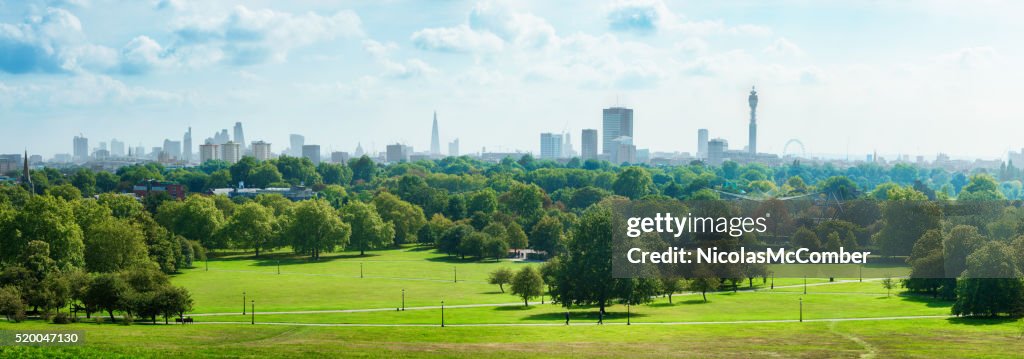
(2, 318), (1021, 358)
(5, 246), (1019, 357)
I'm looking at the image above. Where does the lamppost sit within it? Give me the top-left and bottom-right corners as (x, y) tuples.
(277, 259), (280, 275)
(799, 297), (803, 322)
(441, 300), (445, 327)
(205, 256), (208, 271)
(243, 291), (246, 315)
(859, 265), (863, 283)
(251, 300), (255, 325)
(402, 289), (405, 311)
(360, 263), (364, 278)
(770, 271), (775, 289)
(803, 276), (807, 294)
(453, 267), (457, 283)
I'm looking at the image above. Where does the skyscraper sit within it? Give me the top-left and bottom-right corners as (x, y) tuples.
(302, 145), (321, 165)
(110, 139), (125, 157)
(697, 129), (709, 159)
(748, 86), (758, 155)
(289, 134), (305, 157)
(540, 133), (563, 160)
(562, 133), (575, 158)
(163, 139), (182, 160)
(73, 135), (88, 162)
(602, 107), (633, 156)
(199, 143), (219, 163)
(234, 122), (246, 153)
(252, 141), (271, 161)
(581, 129), (598, 160)
(386, 143), (409, 163)
(448, 139), (460, 157)
(430, 111), (441, 156)
(183, 127), (192, 163)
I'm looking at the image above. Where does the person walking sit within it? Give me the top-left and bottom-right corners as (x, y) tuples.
(564, 311), (570, 325)
(597, 310), (603, 325)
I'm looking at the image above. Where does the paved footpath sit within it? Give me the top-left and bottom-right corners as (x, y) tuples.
(190, 315), (953, 327)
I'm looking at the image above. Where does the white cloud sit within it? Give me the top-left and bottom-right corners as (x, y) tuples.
(172, 5), (363, 65)
(763, 38), (804, 57)
(410, 25), (504, 53)
(411, 1), (555, 53)
(362, 39), (437, 79)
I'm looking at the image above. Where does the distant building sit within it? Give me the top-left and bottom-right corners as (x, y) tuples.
(199, 143), (219, 163)
(233, 122), (246, 153)
(540, 133), (563, 160)
(289, 134), (304, 157)
(386, 143), (409, 163)
(73, 135), (88, 162)
(354, 142), (365, 158)
(302, 145), (321, 165)
(211, 186), (315, 202)
(708, 138), (728, 166)
(748, 87), (758, 155)
(602, 107), (633, 156)
(331, 151), (349, 164)
(612, 136), (636, 164)
(430, 111), (441, 156)
(252, 141), (272, 161)
(448, 139), (460, 157)
(133, 181), (186, 200)
(0, 154), (20, 174)
(163, 139), (182, 160)
(183, 127), (192, 163)
(562, 133), (575, 158)
(110, 139), (125, 157)
(581, 129), (598, 160)
(697, 129), (709, 160)
(222, 142), (242, 164)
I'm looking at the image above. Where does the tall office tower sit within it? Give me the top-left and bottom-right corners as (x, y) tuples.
(697, 129), (709, 159)
(289, 134), (305, 157)
(450, 139), (462, 157)
(748, 86), (758, 155)
(602, 107), (634, 156)
(540, 133), (563, 160)
(386, 144), (409, 163)
(331, 151), (349, 164)
(99, 142), (108, 152)
(73, 135), (88, 162)
(163, 139), (182, 160)
(581, 129), (598, 160)
(430, 111), (441, 156)
(110, 139), (125, 157)
(134, 146), (145, 158)
(302, 145), (321, 165)
(212, 129), (230, 144)
(354, 143), (365, 158)
(252, 141), (272, 161)
(221, 141), (241, 164)
(233, 122), (246, 152)
(183, 127), (192, 163)
(199, 143), (219, 163)
(562, 133), (575, 158)
(708, 138), (728, 166)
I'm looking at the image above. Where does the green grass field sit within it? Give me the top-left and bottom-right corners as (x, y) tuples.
(2, 246), (1021, 358)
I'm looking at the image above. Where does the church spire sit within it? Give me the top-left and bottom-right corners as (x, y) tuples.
(21, 150), (34, 195)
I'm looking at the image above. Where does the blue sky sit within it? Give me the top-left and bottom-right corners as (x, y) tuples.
(2, 0), (1022, 159)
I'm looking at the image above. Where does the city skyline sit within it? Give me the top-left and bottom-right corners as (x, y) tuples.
(2, 1), (1024, 159)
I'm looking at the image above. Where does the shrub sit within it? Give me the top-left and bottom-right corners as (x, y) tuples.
(52, 312), (75, 324)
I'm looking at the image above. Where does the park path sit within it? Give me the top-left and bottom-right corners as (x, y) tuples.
(190, 277), (893, 317)
(187, 315), (953, 327)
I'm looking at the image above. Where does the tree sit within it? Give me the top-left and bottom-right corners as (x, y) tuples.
(818, 176), (859, 200)
(46, 184), (81, 201)
(613, 167), (654, 199)
(98, 193), (144, 219)
(285, 199), (351, 260)
(792, 227), (821, 251)
(348, 156), (377, 184)
(511, 266), (544, 307)
(84, 217), (149, 273)
(530, 216), (563, 256)
(505, 222), (528, 250)
(248, 163), (284, 188)
(459, 232), (488, 259)
(687, 267), (720, 302)
(439, 224), (473, 256)
(156, 195), (225, 250)
(418, 214), (453, 246)
(468, 189), (498, 214)
(155, 285), (193, 324)
(484, 237), (510, 261)
(220, 202), (278, 257)
(499, 183), (547, 226)
(0, 195), (85, 269)
(70, 168), (97, 196)
(660, 276), (684, 304)
(824, 232), (843, 252)
(317, 162), (353, 186)
(84, 273), (129, 321)
(952, 242), (1024, 317)
(342, 200), (394, 256)
(372, 192), (426, 246)
(488, 268), (514, 293)
(230, 156), (258, 186)
(881, 276), (895, 298)
(0, 286), (25, 322)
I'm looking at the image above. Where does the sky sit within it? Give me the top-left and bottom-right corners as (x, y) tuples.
(2, 0), (1023, 160)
